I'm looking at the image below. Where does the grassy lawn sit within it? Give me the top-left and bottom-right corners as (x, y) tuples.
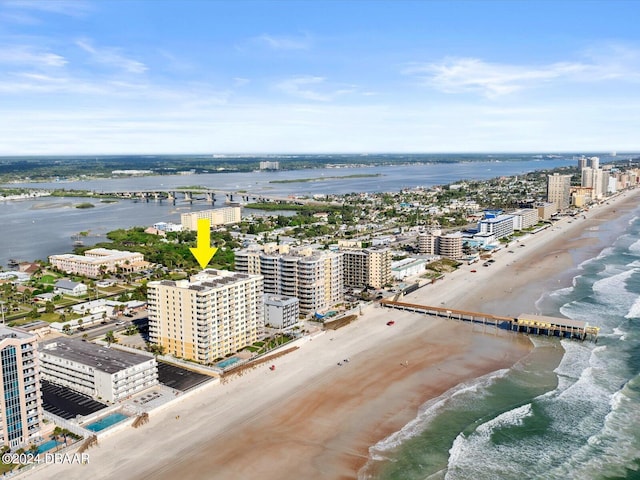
(39, 274), (59, 284)
(99, 285), (129, 294)
(0, 462), (16, 474)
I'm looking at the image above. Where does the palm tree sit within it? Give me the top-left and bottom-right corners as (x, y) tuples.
(105, 330), (116, 346)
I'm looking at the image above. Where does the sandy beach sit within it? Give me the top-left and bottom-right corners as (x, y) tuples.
(23, 188), (640, 480)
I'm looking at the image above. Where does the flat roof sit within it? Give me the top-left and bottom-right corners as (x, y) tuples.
(41, 337), (153, 374)
(0, 325), (34, 341)
(517, 313), (587, 329)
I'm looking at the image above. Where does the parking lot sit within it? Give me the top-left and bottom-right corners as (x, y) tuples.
(41, 379), (107, 420)
(157, 361), (213, 392)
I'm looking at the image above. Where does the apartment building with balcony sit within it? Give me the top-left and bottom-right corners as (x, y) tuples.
(264, 295), (300, 330)
(418, 229), (464, 259)
(0, 326), (43, 449)
(147, 269), (264, 363)
(342, 247), (392, 289)
(180, 206), (241, 231)
(511, 208), (539, 230)
(235, 245), (343, 315)
(39, 337), (158, 403)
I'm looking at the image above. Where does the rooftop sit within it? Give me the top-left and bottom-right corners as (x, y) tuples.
(41, 337), (153, 374)
(517, 313), (587, 329)
(0, 325), (35, 341)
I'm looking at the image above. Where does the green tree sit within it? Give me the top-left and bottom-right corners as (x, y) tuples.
(104, 330), (116, 346)
(45, 301), (54, 314)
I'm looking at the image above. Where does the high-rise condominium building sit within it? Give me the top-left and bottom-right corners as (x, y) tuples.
(180, 207), (241, 231)
(342, 247), (392, 289)
(418, 229), (464, 259)
(235, 245), (343, 314)
(147, 269), (263, 363)
(546, 173), (572, 210)
(0, 326), (42, 449)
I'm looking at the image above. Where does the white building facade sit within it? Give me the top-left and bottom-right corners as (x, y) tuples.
(39, 338), (158, 403)
(264, 295), (300, 330)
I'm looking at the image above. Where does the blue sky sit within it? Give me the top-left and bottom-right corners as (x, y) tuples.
(1, 0), (639, 155)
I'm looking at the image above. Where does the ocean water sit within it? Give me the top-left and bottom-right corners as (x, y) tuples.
(362, 212), (640, 479)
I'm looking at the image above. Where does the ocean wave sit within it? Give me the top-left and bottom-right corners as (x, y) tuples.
(629, 238), (640, 253)
(624, 297), (640, 319)
(362, 368), (510, 462)
(628, 215), (639, 226)
(547, 378), (640, 479)
(446, 404), (534, 478)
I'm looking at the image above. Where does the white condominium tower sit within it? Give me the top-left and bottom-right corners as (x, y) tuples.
(0, 326), (43, 449)
(147, 269), (264, 363)
(235, 245), (343, 315)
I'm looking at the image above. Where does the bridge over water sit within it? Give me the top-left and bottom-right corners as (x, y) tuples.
(95, 188), (324, 206)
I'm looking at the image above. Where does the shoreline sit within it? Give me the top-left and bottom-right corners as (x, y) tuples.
(22, 189), (640, 480)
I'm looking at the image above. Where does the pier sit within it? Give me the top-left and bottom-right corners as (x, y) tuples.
(379, 300), (599, 341)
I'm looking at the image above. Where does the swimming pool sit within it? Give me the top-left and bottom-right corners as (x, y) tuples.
(85, 412), (129, 432)
(216, 357), (241, 369)
(36, 439), (62, 454)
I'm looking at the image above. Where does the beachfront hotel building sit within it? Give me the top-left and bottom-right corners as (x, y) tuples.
(342, 247), (392, 289)
(547, 173), (572, 210)
(0, 326), (43, 449)
(39, 337), (158, 403)
(511, 208), (538, 230)
(478, 215), (515, 240)
(147, 269), (264, 363)
(235, 245), (343, 315)
(264, 295), (300, 330)
(535, 201), (557, 220)
(181, 206), (241, 231)
(49, 248), (147, 278)
(418, 229), (464, 259)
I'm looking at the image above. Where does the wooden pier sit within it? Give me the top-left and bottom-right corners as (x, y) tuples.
(379, 300), (599, 341)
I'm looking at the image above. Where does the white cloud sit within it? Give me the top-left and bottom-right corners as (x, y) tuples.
(76, 38), (147, 74)
(233, 77), (250, 87)
(276, 75), (356, 102)
(405, 57), (592, 97)
(256, 34), (311, 50)
(0, 45), (67, 67)
(405, 46), (640, 98)
(2, 0), (91, 17)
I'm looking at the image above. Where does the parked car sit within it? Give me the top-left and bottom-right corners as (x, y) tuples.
(386, 320), (395, 326)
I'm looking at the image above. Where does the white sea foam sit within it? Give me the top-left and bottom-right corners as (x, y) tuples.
(363, 368), (509, 459)
(624, 297), (640, 319)
(547, 379), (640, 479)
(628, 238), (640, 253)
(628, 215), (639, 226)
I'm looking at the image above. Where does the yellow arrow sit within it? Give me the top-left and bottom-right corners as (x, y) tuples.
(189, 219), (218, 269)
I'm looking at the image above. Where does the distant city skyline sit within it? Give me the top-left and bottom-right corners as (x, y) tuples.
(1, 0), (639, 155)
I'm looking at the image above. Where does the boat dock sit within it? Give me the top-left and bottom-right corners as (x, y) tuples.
(379, 300), (599, 341)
